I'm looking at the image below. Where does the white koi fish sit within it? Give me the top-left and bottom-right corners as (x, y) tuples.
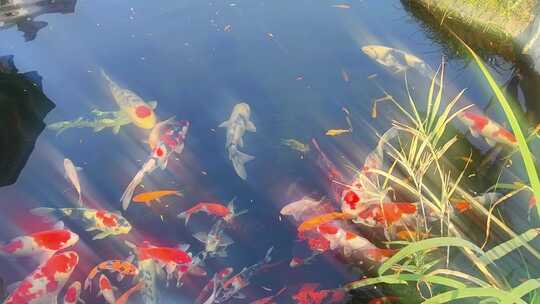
(362, 45), (434, 78)
(457, 109), (517, 147)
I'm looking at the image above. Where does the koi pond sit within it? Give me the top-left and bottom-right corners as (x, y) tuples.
(1, 0), (540, 303)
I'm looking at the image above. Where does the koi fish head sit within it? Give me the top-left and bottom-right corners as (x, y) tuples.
(32, 229), (79, 252)
(130, 104), (156, 129)
(232, 103), (251, 119)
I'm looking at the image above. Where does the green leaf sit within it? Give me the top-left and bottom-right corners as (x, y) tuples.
(378, 237), (485, 276)
(345, 273), (467, 291)
(481, 229), (540, 264)
(422, 287), (527, 304)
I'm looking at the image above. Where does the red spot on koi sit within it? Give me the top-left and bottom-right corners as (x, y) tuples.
(135, 105), (151, 118)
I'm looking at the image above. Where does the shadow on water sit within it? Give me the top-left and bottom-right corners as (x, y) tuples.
(401, 0), (540, 125)
(0, 0), (77, 41)
(0, 55), (55, 187)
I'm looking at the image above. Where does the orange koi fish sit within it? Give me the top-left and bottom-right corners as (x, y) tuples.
(31, 207), (131, 240)
(178, 199), (246, 225)
(458, 110), (517, 147)
(292, 284), (345, 304)
(352, 202), (417, 227)
(363, 248), (397, 263)
(1, 226), (79, 257)
(125, 241), (192, 282)
(116, 281), (143, 304)
(132, 190), (183, 205)
(63, 281), (82, 304)
(98, 274), (117, 304)
(84, 256), (138, 290)
(298, 212), (352, 234)
(5, 251), (79, 304)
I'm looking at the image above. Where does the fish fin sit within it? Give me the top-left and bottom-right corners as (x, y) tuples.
(485, 138), (497, 147)
(92, 231), (109, 240)
(160, 158), (168, 170)
(219, 234), (234, 247)
(229, 146), (255, 180)
(218, 120), (231, 128)
(193, 232), (208, 243)
(148, 100), (158, 109)
(470, 129), (480, 137)
(264, 246), (274, 263)
(7, 281), (21, 294)
(117, 273), (125, 281)
(112, 125), (121, 134)
(177, 212), (192, 226)
(177, 243), (190, 251)
(53, 221), (65, 230)
(233, 292), (246, 299)
(124, 241), (137, 252)
(238, 137), (244, 148)
(227, 198), (236, 212)
(246, 120), (256, 132)
(85, 227), (98, 232)
(94, 125), (106, 132)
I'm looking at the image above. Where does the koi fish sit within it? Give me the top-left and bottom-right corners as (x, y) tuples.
(193, 220), (234, 258)
(101, 70), (157, 129)
(1, 225), (79, 258)
(132, 190), (183, 205)
(115, 281), (143, 304)
(125, 241), (192, 282)
(62, 281), (83, 304)
(178, 199), (246, 225)
(48, 110), (131, 135)
(174, 256), (207, 287)
(290, 252), (322, 268)
(280, 196), (324, 221)
(332, 4), (351, 9)
(297, 212), (352, 234)
(251, 287), (286, 304)
(195, 267), (234, 304)
(84, 256), (138, 290)
(98, 274), (116, 304)
(63, 158), (82, 205)
(5, 251), (79, 304)
(361, 45), (434, 78)
(31, 207), (132, 240)
(368, 296), (400, 304)
(292, 284), (344, 304)
(458, 109), (517, 147)
(219, 103), (256, 180)
(315, 223), (374, 257)
(121, 118), (190, 210)
(352, 202), (417, 228)
(362, 248), (397, 263)
(325, 129), (351, 137)
(450, 193), (501, 214)
(216, 247), (273, 303)
(281, 139), (310, 154)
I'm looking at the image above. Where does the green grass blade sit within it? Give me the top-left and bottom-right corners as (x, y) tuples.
(512, 279), (540, 299)
(481, 229), (540, 264)
(345, 273), (467, 291)
(422, 287), (527, 304)
(378, 237), (485, 275)
(451, 30), (540, 218)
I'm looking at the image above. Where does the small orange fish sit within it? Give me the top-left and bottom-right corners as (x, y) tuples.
(298, 212), (351, 234)
(325, 129), (351, 137)
(332, 4), (351, 9)
(368, 296), (400, 304)
(132, 190), (183, 205)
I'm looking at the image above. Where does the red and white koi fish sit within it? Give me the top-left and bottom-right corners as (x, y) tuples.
(101, 70), (157, 130)
(84, 256), (138, 290)
(174, 256), (207, 287)
(280, 197), (325, 221)
(297, 212), (352, 235)
(115, 281), (143, 304)
(125, 241), (192, 282)
(315, 223), (374, 257)
(98, 274), (116, 304)
(195, 267), (234, 304)
(251, 287), (287, 304)
(5, 251), (79, 304)
(63, 281), (83, 304)
(458, 110), (517, 147)
(31, 208), (131, 240)
(178, 199), (247, 225)
(346, 201), (418, 228)
(1, 226), (78, 258)
(63, 158), (82, 206)
(121, 118), (190, 210)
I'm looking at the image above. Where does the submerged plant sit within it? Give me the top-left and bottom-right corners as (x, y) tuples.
(345, 52), (540, 302)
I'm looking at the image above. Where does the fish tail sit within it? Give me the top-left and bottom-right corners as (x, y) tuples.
(177, 211), (191, 226)
(228, 145), (255, 180)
